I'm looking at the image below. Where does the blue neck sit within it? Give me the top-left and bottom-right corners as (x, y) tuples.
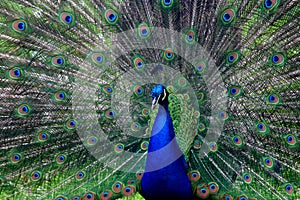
(141, 104), (193, 199)
(148, 104), (175, 152)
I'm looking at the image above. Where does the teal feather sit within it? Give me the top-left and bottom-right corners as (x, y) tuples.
(0, 0), (299, 200)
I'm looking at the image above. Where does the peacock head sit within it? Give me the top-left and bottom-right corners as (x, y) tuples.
(151, 84), (169, 109)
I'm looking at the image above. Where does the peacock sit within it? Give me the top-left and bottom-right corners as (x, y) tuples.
(0, 0), (299, 199)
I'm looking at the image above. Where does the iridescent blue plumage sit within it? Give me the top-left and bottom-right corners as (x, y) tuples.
(141, 85), (193, 200)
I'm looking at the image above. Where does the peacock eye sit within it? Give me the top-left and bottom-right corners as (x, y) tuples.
(282, 183), (294, 195)
(163, 48), (175, 61)
(18, 22), (25, 30)
(56, 154), (67, 164)
(218, 111), (228, 120)
(91, 52), (105, 65)
(226, 51), (239, 65)
(101, 190), (114, 199)
(193, 140), (201, 149)
(141, 29), (147, 35)
(223, 13), (231, 21)
(59, 12), (75, 27)
(122, 185), (135, 196)
(55, 196), (68, 200)
(14, 69), (20, 76)
(256, 122), (269, 134)
(221, 8), (236, 25)
(76, 171), (86, 181)
(115, 143), (124, 153)
(8, 67), (24, 80)
(105, 9), (118, 24)
(209, 142), (218, 152)
(130, 122), (140, 132)
(65, 15), (72, 23)
(162, 0), (173, 7)
(97, 56), (102, 62)
(195, 60), (207, 75)
(141, 141), (149, 150)
(51, 55), (66, 68)
(270, 52), (285, 66)
(53, 90), (69, 103)
(16, 103), (32, 117)
(138, 23), (151, 39)
(12, 19), (30, 33)
(65, 119), (76, 130)
(22, 106), (28, 112)
(88, 137), (98, 145)
(188, 170), (200, 182)
(11, 153), (22, 163)
(263, 0), (279, 11)
(266, 93), (280, 105)
(112, 181), (123, 193)
(59, 92), (65, 99)
(265, 0), (272, 8)
(263, 157), (274, 169)
(31, 171), (43, 181)
(109, 14), (116, 21)
(164, 0), (171, 5)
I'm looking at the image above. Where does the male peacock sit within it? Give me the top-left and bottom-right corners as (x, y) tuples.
(0, 0), (299, 200)
(141, 84), (194, 200)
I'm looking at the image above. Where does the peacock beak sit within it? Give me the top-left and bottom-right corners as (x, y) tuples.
(151, 97), (157, 110)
